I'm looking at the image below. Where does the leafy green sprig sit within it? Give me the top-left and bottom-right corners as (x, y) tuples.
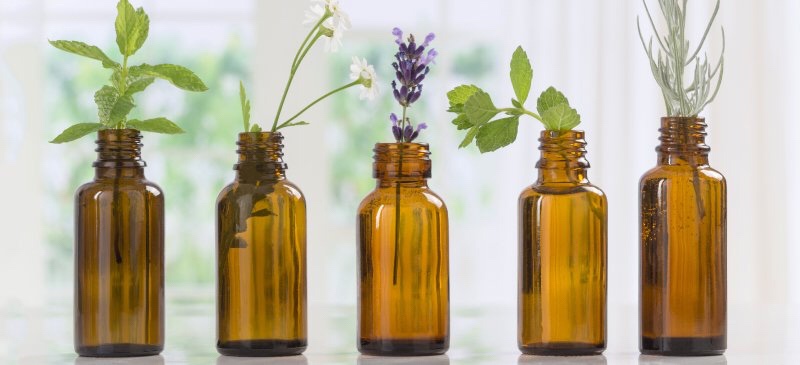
(49, 0), (208, 143)
(447, 46), (581, 153)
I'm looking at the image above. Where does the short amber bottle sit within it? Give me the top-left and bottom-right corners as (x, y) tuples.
(74, 129), (164, 357)
(639, 117), (726, 356)
(518, 130), (608, 356)
(357, 143), (449, 356)
(216, 132), (307, 356)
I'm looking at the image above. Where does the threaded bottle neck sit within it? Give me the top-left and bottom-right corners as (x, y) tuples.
(657, 117), (710, 166)
(235, 132), (287, 181)
(93, 129), (146, 179)
(536, 130), (590, 184)
(373, 143), (431, 187)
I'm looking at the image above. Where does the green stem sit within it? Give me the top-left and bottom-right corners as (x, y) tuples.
(276, 80), (359, 129)
(272, 18), (328, 131)
(498, 107), (544, 123)
(392, 106), (408, 285)
(118, 55), (129, 129)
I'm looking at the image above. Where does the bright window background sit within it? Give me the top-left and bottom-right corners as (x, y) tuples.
(1, 0), (799, 360)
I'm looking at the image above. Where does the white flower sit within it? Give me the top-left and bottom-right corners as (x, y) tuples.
(350, 56), (379, 100)
(321, 19), (343, 52)
(304, 0), (351, 31)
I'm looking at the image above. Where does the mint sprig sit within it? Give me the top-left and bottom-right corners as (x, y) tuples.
(447, 46), (581, 153)
(49, 0), (208, 144)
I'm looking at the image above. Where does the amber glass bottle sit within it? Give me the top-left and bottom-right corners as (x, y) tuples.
(640, 117), (727, 356)
(357, 143), (449, 356)
(74, 129), (164, 357)
(517, 130), (607, 356)
(216, 132), (307, 356)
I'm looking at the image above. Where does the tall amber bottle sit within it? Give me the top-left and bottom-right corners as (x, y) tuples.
(640, 117), (727, 356)
(74, 129), (164, 357)
(357, 143), (449, 356)
(216, 132), (307, 356)
(518, 130), (608, 356)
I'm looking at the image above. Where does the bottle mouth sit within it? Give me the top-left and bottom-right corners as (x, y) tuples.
(372, 142), (432, 179)
(93, 129), (146, 168)
(657, 117), (710, 154)
(234, 131), (286, 173)
(536, 129), (590, 170)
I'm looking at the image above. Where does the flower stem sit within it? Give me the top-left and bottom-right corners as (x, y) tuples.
(392, 106), (408, 285)
(276, 80), (359, 129)
(272, 17), (328, 131)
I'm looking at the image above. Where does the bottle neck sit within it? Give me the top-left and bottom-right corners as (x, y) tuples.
(373, 142), (431, 188)
(234, 132), (287, 182)
(536, 130), (590, 185)
(93, 129), (146, 180)
(656, 117), (710, 166)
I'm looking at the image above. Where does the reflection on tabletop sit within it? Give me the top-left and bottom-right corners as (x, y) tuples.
(518, 354), (607, 365)
(357, 355), (450, 365)
(216, 355), (308, 365)
(638, 355), (727, 365)
(74, 355), (165, 365)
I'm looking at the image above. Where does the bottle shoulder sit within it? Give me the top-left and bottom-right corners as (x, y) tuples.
(76, 178), (163, 200)
(520, 182), (606, 200)
(640, 164), (726, 184)
(358, 185), (447, 214)
(217, 179), (305, 204)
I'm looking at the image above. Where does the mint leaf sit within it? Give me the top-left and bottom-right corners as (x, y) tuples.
(240, 81), (251, 132)
(541, 103), (581, 131)
(49, 40), (119, 69)
(447, 84), (480, 107)
(475, 116), (520, 153)
(510, 46), (533, 104)
(125, 76), (155, 96)
(452, 114), (472, 130)
(94, 86), (134, 125)
(459, 126), (480, 148)
(127, 117), (185, 134)
(250, 124), (262, 132)
(130, 63), (208, 91)
(537, 87), (569, 115)
(464, 90), (499, 126)
(50, 123), (105, 144)
(115, 0), (149, 56)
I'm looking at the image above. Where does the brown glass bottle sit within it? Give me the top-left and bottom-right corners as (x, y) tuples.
(518, 130), (608, 356)
(216, 132), (307, 357)
(640, 117), (727, 356)
(357, 143), (449, 356)
(74, 129), (164, 357)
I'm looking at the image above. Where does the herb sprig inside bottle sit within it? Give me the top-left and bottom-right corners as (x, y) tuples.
(447, 46), (581, 153)
(49, 0), (208, 143)
(263, 0), (379, 133)
(387, 28), (438, 284)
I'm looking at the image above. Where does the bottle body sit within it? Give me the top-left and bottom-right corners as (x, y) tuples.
(639, 117), (727, 356)
(518, 130), (608, 355)
(74, 130), (164, 357)
(357, 143), (450, 356)
(216, 132), (307, 356)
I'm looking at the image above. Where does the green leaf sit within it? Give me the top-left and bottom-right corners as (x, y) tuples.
(510, 46), (533, 104)
(94, 86), (135, 125)
(130, 63), (208, 91)
(240, 81), (251, 132)
(459, 126), (480, 148)
(276, 121), (310, 131)
(250, 124), (262, 133)
(475, 116), (520, 153)
(447, 84), (480, 108)
(49, 40), (119, 69)
(511, 99), (523, 109)
(464, 90), (499, 126)
(50, 123), (105, 144)
(127, 117), (185, 134)
(537, 87), (569, 116)
(125, 77), (155, 96)
(541, 103), (581, 131)
(115, 0), (150, 56)
(452, 114), (472, 130)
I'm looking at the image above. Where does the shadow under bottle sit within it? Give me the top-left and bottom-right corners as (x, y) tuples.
(518, 130), (608, 356)
(357, 143), (450, 356)
(639, 117), (727, 356)
(74, 129), (164, 357)
(216, 132), (307, 356)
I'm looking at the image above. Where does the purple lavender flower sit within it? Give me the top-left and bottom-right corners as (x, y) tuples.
(389, 28), (437, 143)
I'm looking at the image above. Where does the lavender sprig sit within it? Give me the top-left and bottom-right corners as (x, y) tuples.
(389, 28), (437, 143)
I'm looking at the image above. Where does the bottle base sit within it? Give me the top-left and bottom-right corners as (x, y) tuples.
(640, 336), (726, 356)
(359, 337), (448, 356)
(217, 339), (307, 357)
(519, 342), (605, 356)
(76, 343), (163, 357)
